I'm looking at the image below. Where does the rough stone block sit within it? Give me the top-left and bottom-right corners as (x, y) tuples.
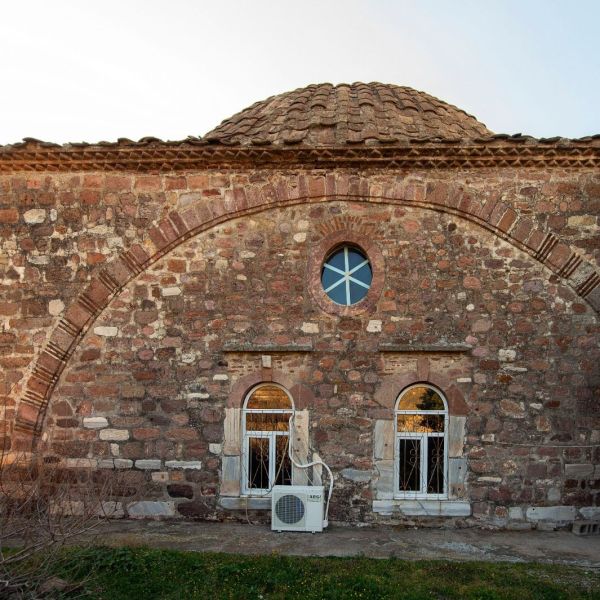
(372, 460), (394, 500)
(94, 326), (118, 337)
(99, 429), (129, 441)
(448, 416), (466, 457)
(374, 420), (393, 460)
(508, 507), (524, 520)
(220, 455), (241, 496)
(580, 507), (600, 520)
(23, 208), (46, 225)
(372, 500), (471, 517)
(341, 468), (372, 483)
(127, 501), (175, 518)
(165, 460), (202, 470)
(97, 501), (124, 518)
(525, 506), (577, 522)
(83, 417), (108, 429)
(223, 408), (241, 455)
(135, 459), (162, 470)
(565, 464), (594, 478)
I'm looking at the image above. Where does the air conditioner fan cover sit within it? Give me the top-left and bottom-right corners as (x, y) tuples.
(275, 494), (305, 524)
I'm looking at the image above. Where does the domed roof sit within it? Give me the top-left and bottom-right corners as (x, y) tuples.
(204, 82), (493, 147)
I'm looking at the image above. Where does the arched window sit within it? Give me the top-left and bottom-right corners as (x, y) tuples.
(242, 384), (293, 495)
(394, 384), (448, 498)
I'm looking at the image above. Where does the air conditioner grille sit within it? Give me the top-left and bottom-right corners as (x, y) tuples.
(275, 494), (305, 524)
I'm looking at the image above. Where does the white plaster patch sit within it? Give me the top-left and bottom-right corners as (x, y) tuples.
(209, 443), (222, 455)
(213, 374), (228, 381)
(466, 303), (475, 311)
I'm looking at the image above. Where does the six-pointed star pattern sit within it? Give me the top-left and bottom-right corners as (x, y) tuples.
(321, 246), (373, 305)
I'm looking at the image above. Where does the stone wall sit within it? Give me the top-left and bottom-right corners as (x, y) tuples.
(1, 168), (599, 527)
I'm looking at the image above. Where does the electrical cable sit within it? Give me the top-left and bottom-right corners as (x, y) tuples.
(287, 413), (334, 528)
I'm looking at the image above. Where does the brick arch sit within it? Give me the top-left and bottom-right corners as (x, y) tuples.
(227, 372), (315, 411)
(13, 173), (600, 448)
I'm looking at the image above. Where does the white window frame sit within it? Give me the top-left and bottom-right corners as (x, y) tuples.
(394, 384), (448, 500)
(241, 383), (294, 496)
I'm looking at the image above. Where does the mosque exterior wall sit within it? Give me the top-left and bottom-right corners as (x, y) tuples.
(1, 167), (599, 528)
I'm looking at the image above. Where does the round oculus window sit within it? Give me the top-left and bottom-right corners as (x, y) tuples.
(321, 245), (372, 306)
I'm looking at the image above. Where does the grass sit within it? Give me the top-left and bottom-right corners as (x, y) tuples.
(48, 546), (600, 600)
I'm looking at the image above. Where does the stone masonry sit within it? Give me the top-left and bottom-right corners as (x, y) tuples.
(0, 83), (598, 528)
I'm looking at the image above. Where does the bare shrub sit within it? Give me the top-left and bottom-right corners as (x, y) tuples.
(0, 450), (129, 599)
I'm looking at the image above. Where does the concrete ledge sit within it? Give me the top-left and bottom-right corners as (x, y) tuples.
(220, 497), (271, 510)
(373, 500), (471, 517)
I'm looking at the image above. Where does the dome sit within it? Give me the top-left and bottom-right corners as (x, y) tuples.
(204, 82), (493, 147)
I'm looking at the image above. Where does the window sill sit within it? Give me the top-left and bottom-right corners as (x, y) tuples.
(219, 496), (271, 511)
(373, 499), (471, 517)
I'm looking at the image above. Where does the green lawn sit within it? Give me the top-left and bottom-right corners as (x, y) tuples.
(51, 546), (600, 599)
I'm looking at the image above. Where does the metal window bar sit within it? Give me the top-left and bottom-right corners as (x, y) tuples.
(242, 411), (293, 495)
(395, 396), (448, 499)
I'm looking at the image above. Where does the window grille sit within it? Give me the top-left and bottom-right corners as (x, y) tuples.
(242, 384), (293, 495)
(394, 384), (448, 499)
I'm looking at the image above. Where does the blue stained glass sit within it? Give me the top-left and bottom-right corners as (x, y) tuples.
(352, 263), (372, 285)
(327, 250), (346, 271)
(349, 282), (368, 304)
(321, 245), (372, 306)
(347, 249), (365, 270)
(321, 268), (339, 289)
(328, 282), (348, 305)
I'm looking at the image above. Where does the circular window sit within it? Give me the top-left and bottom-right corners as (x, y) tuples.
(321, 245), (372, 306)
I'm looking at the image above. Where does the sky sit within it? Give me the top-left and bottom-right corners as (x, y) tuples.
(0, 0), (598, 144)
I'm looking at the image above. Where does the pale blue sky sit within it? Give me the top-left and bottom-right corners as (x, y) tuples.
(0, 0), (598, 143)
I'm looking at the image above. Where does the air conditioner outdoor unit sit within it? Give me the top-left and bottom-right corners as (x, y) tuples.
(271, 485), (325, 533)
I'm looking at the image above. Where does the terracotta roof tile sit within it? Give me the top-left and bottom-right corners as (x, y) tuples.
(204, 83), (493, 146)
